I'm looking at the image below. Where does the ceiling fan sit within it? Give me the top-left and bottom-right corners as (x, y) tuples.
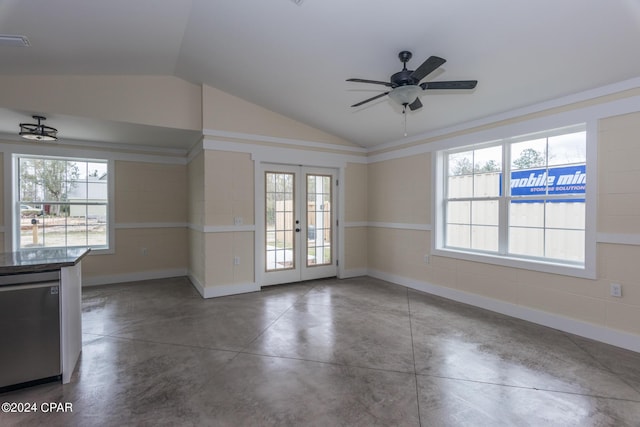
(347, 51), (478, 111)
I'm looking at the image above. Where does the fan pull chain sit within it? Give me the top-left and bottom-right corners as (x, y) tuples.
(403, 105), (408, 137)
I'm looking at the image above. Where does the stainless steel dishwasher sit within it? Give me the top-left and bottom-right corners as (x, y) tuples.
(0, 270), (61, 391)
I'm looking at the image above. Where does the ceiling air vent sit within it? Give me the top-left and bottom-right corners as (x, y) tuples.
(0, 34), (30, 47)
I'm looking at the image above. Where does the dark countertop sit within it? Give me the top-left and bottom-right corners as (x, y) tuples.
(0, 248), (91, 275)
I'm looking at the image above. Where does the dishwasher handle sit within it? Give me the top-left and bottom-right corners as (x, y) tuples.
(0, 271), (60, 286)
(0, 282), (60, 293)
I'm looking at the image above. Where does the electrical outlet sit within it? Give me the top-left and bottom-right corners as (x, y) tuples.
(424, 255), (430, 264)
(610, 283), (622, 298)
(234, 256), (240, 266)
(141, 247), (148, 256)
(234, 216), (243, 226)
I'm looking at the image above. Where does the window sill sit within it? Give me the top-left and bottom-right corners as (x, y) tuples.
(432, 247), (596, 279)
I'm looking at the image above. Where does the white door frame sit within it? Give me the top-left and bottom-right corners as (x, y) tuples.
(257, 163), (338, 286)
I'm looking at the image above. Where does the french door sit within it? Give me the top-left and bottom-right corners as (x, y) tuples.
(260, 164), (337, 286)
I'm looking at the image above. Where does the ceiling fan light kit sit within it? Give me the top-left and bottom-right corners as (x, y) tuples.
(388, 85), (422, 106)
(19, 115), (58, 141)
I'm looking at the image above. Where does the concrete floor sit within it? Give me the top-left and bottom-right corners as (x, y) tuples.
(1, 276), (640, 426)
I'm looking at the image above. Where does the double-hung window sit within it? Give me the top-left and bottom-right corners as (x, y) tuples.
(15, 155), (110, 251)
(435, 125), (591, 276)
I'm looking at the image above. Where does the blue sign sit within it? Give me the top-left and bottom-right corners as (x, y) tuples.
(509, 165), (585, 196)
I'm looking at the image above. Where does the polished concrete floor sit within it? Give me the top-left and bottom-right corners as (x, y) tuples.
(2, 276), (640, 426)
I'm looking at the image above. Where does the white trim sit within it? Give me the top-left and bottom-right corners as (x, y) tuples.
(187, 140), (204, 163)
(344, 222), (431, 231)
(203, 138), (366, 167)
(254, 158), (264, 288)
(115, 222), (188, 230)
(0, 140), (186, 165)
(187, 273), (205, 296)
(188, 274), (260, 299)
(0, 133), (193, 158)
(83, 268), (187, 287)
(107, 158), (116, 253)
(373, 76), (640, 153)
(3, 152), (11, 252)
(340, 268), (368, 279)
(432, 247), (595, 279)
(368, 269), (640, 354)
(584, 120), (598, 277)
(203, 128), (367, 153)
(597, 233), (640, 246)
(368, 222), (432, 231)
(187, 223), (256, 233)
(203, 224), (255, 233)
(343, 221), (368, 228)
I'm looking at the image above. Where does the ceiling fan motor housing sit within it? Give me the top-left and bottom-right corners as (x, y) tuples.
(391, 70), (417, 87)
(392, 51), (417, 87)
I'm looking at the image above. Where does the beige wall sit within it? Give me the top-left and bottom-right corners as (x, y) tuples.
(198, 150), (255, 290)
(203, 150), (254, 227)
(343, 162), (368, 272)
(344, 163), (368, 223)
(0, 75), (202, 131)
(83, 160), (188, 283)
(368, 154), (430, 224)
(366, 111), (640, 337)
(202, 85), (357, 147)
(83, 227), (187, 280)
(597, 112), (640, 234)
(115, 161), (187, 223)
(188, 152), (205, 287)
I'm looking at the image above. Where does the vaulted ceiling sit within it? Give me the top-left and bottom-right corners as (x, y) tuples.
(1, 0), (640, 149)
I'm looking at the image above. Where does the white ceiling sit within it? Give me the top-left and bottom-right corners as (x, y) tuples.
(1, 0), (640, 150)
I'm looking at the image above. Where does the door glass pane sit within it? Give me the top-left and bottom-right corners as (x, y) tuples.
(306, 174), (332, 267)
(265, 172), (295, 271)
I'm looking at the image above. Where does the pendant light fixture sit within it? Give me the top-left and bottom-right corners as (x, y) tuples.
(19, 115), (58, 141)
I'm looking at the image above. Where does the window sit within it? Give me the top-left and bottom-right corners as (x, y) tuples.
(15, 155), (110, 251)
(435, 125), (589, 273)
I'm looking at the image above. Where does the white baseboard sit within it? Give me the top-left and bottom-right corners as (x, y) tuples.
(83, 268), (188, 287)
(367, 269), (640, 354)
(340, 268), (368, 279)
(188, 273), (260, 299)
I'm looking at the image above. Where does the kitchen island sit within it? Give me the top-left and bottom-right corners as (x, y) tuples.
(0, 248), (89, 389)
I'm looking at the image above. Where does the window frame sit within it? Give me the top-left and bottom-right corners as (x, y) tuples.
(12, 153), (114, 253)
(433, 123), (597, 279)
